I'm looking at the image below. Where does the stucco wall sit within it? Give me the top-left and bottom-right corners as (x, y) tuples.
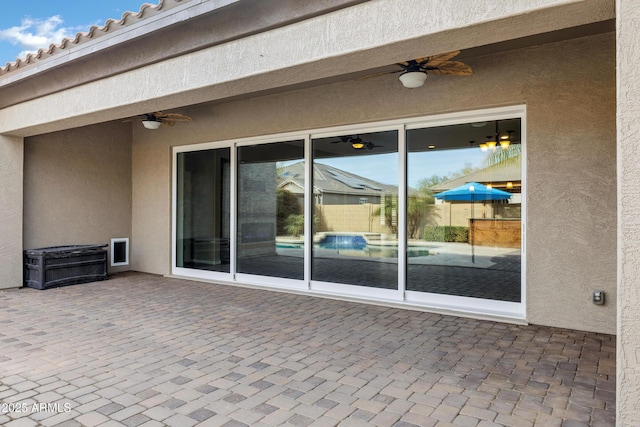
(0, 135), (24, 289)
(24, 122), (132, 273)
(131, 32), (615, 332)
(617, 0), (640, 422)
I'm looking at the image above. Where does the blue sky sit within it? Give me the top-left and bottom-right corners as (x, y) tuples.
(322, 148), (485, 187)
(0, 0), (152, 65)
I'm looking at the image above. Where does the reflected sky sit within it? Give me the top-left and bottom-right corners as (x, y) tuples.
(321, 149), (487, 187)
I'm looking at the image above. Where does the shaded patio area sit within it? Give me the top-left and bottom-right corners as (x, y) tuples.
(239, 247), (522, 302)
(0, 273), (614, 426)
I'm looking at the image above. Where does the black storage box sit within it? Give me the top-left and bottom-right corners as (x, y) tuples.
(24, 245), (108, 290)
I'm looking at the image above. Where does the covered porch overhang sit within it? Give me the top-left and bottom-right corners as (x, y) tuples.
(0, 0), (614, 137)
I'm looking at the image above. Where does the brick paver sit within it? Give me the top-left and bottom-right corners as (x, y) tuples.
(0, 272), (615, 426)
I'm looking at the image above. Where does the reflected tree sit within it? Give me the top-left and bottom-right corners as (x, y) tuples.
(481, 144), (522, 168)
(277, 188), (299, 235)
(407, 195), (435, 239)
(371, 195), (398, 236)
(371, 193), (437, 239)
(284, 214), (305, 237)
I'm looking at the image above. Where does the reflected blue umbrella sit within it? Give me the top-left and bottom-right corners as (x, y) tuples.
(434, 182), (511, 262)
(434, 182), (512, 202)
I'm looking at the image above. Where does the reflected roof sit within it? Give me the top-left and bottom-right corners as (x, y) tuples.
(279, 161), (397, 196)
(431, 156), (522, 192)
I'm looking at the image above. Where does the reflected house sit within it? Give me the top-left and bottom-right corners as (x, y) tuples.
(278, 161), (399, 234)
(430, 157), (522, 221)
(430, 157), (522, 248)
(431, 156), (522, 212)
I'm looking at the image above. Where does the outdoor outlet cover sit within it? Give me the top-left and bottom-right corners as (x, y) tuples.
(593, 291), (605, 305)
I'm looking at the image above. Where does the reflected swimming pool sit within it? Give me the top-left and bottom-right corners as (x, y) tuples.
(276, 234), (432, 258)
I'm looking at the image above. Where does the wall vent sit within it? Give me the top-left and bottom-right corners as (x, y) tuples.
(111, 238), (129, 266)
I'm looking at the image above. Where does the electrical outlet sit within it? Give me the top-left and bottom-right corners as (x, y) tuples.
(593, 291), (605, 305)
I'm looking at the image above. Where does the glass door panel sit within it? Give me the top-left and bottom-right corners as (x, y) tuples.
(176, 148), (231, 272)
(311, 130), (398, 289)
(237, 140), (305, 279)
(406, 119), (522, 302)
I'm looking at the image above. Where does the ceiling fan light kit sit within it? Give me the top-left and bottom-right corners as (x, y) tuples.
(399, 71), (427, 88)
(142, 120), (162, 130)
(479, 123), (513, 152)
(333, 135), (381, 150)
(500, 131), (512, 149)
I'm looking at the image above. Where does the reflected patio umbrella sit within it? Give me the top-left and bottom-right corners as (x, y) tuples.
(434, 182), (511, 263)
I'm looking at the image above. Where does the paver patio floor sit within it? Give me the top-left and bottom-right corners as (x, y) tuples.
(0, 272), (615, 426)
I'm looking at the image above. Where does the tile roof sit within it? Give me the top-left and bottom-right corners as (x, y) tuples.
(279, 161), (398, 196)
(0, 0), (190, 76)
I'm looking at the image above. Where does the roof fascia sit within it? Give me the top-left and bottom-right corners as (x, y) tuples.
(0, 0), (238, 86)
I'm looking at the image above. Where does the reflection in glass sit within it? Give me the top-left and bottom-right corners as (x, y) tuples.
(311, 130), (398, 289)
(406, 119), (522, 301)
(176, 148), (231, 272)
(237, 140), (305, 279)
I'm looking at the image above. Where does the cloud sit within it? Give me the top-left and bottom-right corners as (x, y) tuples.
(0, 15), (86, 59)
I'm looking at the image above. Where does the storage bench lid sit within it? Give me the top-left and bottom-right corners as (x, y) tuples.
(25, 244), (107, 256)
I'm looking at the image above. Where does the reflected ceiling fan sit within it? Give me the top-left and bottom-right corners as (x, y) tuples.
(332, 135), (383, 150)
(360, 50), (473, 88)
(140, 112), (193, 129)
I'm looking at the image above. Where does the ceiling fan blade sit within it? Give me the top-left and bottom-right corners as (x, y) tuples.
(356, 69), (402, 81)
(330, 136), (352, 143)
(425, 61), (473, 75)
(417, 50), (461, 67)
(156, 112), (193, 122)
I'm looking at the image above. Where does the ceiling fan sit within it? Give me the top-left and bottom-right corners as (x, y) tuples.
(332, 135), (383, 150)
(140, 112), (193, 129)
(360, 50), (473, 88)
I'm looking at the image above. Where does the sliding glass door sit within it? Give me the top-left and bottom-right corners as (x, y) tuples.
(406, 119), (522, 302)
(311, 130), (399, 289)
(175, 148), (231, 273)
(173, 108), (524, 317)
(237, 140), (305, 280)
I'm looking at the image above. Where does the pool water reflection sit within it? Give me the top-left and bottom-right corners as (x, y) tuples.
(276, 234), (432, 258)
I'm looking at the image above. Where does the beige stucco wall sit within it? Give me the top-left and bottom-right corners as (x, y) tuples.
(316, 205), (392, 235)
(617, 0), (640, 423)
(24, 122), (132, 273)
(132, 32), (616, 333)
(0, 135), (24, 289)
